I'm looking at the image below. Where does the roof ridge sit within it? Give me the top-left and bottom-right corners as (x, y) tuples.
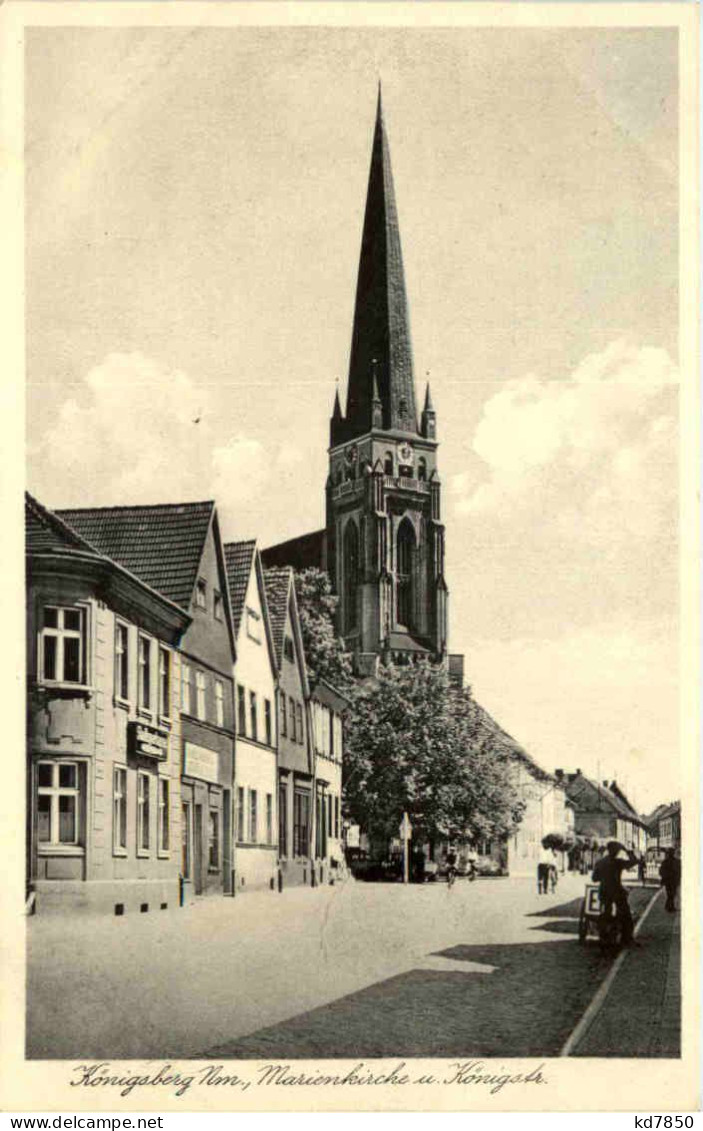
(57, 500), (215, 514)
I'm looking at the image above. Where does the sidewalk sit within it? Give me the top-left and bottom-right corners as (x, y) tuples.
(573, 890), (681, 1057)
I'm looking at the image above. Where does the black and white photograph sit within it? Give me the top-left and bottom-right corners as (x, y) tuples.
(3, 0), (699, 1115)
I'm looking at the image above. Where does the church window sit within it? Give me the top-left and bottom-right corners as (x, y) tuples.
(396, 519), (415, 629)
(343, 521), (359, 634)
(384, 452), (394, 476)
(417, 457), (427, 482)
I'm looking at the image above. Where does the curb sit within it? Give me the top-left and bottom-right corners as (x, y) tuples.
(559, 886), (664, 1056)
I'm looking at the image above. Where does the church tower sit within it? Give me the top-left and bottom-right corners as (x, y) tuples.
(326, 88), (448, 663)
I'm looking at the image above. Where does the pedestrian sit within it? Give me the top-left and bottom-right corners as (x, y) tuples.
(659, 848), (681, 912)
(537, 843), (553, 894)
(592, 840), (638, 946)
(637, 854), (646, 885)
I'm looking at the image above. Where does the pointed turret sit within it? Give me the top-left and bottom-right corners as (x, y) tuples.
(344, 87), (418, 440)
(421, 380), (436, 439)
(330, 385), (344, 446)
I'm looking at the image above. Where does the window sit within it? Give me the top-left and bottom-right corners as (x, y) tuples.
(246, 607), (262, 643)
(213, 591), (223, 621)
(37, 761), (81, 846)
(327, 793), (333, 837)
(279, 692), (287, 737)
(215, 680), (224, 727)
(113, 766), (127, 853)
(138, 636), (152, 711)
(279, 782), (288, 854)
(335, 796), (340, 839)
(137, 772), (150, 853)
(249, 691), (258, 741)
(293, 790), (310, 858)
(237, 685), (246, 735)
(296, 702), (303, 745)
(384, 452), (394, 476)
(208, 810), (219, 869)
(264, 699), (272, 746)
(181, 663), (191, 714)
(249, 789), (258, 844)
(159, 647), (170, 718)
(158, 778), (170, 853)
(196, 670), (206, 721)
(417, 457), (427, 482)
(41, 606), (84, 684)
(195, 578), (207, 609)
(266, 793), (273, 845)
(396, 518), (415, 629)
(343, 521), (359, 633)
(284, 636), (294, 663)
(237, 787), (245, 842)
(115, 623), (129, 700)
(289, 696), (296, 742)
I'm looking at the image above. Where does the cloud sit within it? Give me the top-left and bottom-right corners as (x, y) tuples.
(449, 340), (678, 639)
(33, 352), (302, 536)
(464, 617), (679, 813)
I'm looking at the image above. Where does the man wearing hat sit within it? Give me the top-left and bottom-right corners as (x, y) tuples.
(592, 840), (639, 946)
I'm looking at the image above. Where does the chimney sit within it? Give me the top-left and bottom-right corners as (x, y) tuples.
(603, 780), (609, 788)
(555, 769), (564, 781)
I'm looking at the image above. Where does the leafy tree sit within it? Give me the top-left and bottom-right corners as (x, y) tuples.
(343, 660), (525, 848)
(293, 568), (354, 692)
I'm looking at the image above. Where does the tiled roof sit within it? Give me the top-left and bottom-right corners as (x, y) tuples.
(26, 492), (102, 557)
(263, 566), (292, 670)
(55, 501), (214, 610)
(565, 773), (644, 825)
(261, 529), (326, 573)
(470, 699), (553, 783)
(223, 541), (256, 637)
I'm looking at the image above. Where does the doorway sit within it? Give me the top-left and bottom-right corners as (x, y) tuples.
(181, 801), (191, 881)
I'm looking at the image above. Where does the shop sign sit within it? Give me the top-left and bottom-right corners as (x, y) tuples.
(183, 741), (219, 784)
(129, 721), (168, 761)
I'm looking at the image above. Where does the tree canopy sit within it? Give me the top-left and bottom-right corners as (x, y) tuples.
(343, 660), (525, 847)
(293, 568), (354, 693)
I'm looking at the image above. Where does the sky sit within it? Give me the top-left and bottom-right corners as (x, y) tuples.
(25, 25), (680, 813)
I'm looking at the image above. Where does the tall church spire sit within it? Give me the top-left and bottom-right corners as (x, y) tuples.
(344, 86), (418, 440)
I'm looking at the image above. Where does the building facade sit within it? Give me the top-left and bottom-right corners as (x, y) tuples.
(56, 501), (237, 902)
(27, 494), (189, 914)
(561, 770), (647, 855)
(224, 541), (279, 893)
(309, 679), (349, 885)
(263, 567), (316, 888)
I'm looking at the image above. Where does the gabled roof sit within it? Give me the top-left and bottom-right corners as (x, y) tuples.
(223, 541), (256, 637)
(565, 772), (644, 825)
(26, 492), (102, 558)
(470, 700), (553, 784)
(263, 566), (293, 671)
(55, 501), (214, 610)
(263, 565), (310, 698)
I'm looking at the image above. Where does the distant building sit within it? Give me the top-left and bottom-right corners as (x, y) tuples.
(57, 500), (237, 901)
(561, 769), (647, 855)
(27, 493), (189, 914)
(644, 800), (681, 855)
(224, 541), (279, 893)
(471, 703), (573, 876)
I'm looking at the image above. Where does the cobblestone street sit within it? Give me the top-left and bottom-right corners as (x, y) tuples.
(27, 874), (667, 1060)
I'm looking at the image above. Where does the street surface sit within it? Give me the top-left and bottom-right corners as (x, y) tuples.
(26, 874), (663, 1060)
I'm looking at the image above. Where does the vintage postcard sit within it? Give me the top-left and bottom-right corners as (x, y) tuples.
(1, 0), (699, 1115)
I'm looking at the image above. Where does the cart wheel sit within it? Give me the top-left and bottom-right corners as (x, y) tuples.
(578, 910), (588, 943)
